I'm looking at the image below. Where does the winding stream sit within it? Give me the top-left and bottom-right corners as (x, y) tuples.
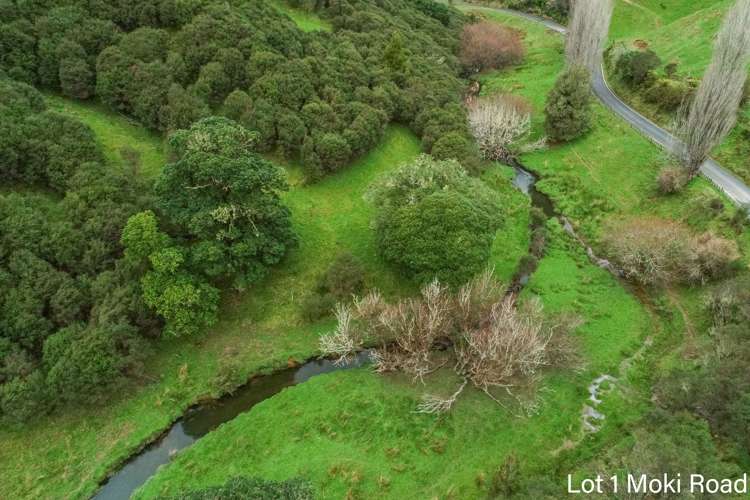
(93, 351), (372, 499)
(93, 164), (625, 499)
(508, 163), (624, 435)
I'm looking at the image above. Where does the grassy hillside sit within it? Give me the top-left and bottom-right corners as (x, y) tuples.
(609, 0), (750, 183)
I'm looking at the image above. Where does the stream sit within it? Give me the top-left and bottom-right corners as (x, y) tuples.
(508, 163), (622, 434)
(94, 164), (620, 499)
(93, 351), (372, 500)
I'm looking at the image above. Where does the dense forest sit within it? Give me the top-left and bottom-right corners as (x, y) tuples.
(0, 0), (482, 421)
(0, 0), (478, 177)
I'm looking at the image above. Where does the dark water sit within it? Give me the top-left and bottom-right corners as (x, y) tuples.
(509, 161), (555, 218)
(93, 351), (372, 500)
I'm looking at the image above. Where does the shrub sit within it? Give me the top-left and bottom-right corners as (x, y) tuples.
(603, 217), (741, 286)
(323, 253), (366, 299)
(616, 49), (661, 87)
(544, 66), (592, 142)
(320, 271), (580, 412)
(460, 21), (524, 74)
(656, 165), (689, 194)
(369, 156), (503, 286)
(468, 94), (532, 162)
(301, 253), (367, 321)
(644, 78), (693, 111)
(165, 476), (314, 500)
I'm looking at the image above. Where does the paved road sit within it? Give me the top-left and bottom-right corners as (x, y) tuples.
(464, 5), (750, 208)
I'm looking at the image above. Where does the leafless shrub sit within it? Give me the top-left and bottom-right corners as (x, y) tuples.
(320, 270), (580, 411)
(603, 218), (741, 286)
(319, 304), (362, 365)
(565, 0), (614, 75)
(693, 231), (741, 281)
(455, 297), (551, 397)
(460, 21), (525, 74)
(467, 94), (532, 163)
(656, 165), (689, 195)
(678, 0), (750, 174)
(415, 379), (468, 414)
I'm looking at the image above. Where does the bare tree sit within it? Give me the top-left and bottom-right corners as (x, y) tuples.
(678, 0), (750, 175)
(565, 0), (614, 75)
(454, 296), (551, 400)
(319, 270), (579, 412)
(467, 94), (532, 163)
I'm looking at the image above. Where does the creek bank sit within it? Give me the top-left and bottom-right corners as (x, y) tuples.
(507, 160), (637, 438)
(93, 351), (372, 500)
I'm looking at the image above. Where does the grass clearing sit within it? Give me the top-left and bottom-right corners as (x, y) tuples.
(44, 94), (166, 180)
(134, 222), (651, 499)
(269, 0), (332, 32)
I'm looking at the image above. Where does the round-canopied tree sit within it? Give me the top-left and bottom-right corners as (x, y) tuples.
(156, 117), (297, 290)
(368, 155), (502, 286)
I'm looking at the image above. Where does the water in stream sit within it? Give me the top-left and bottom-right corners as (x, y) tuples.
(509, 164), (622, 437)
(94, 164), (618, 499)
(93, 351), (372, 500)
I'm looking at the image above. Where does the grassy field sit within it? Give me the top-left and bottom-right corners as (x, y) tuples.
(44, 94), (166, 180)
(0, 90), (533, 499)
(269, 0), (332, 32)
(135, 222), (652, 499)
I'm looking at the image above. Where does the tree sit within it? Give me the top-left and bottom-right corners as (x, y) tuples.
(616, 49), (661, 87)
(320, 270), (578, 412)
(383, 32), (408, 76)
(156, 118), (296, 289)
(678, 0), (750, 175)
(59, 57), (94, 99)
(121, 211), (220, 337)
(544, 66), (592, 142)
(460, 21), (524, 74)
(368, 155), (502, 286)
(565, 0), (613, 75)
(468, 94), (532, 162)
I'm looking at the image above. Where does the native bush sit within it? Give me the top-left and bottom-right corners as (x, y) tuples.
(616, 49), (661, 87)
(544, 66), (592, 142)
(368, 155), (503, 286)
(165, 476), (314, 500)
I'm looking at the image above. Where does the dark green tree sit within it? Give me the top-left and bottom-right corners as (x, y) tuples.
(544, 66), (592, 142)
(156, 118), (296, 289)
(369, 155), (502, 286)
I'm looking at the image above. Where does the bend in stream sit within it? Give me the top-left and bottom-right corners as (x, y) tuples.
(93, 351), (372, 500)
(95, 162), (628, 499)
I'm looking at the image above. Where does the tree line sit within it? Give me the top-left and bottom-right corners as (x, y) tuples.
(0, 0), (480, 179)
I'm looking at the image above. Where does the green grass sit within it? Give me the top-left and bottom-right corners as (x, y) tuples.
(0, 110), (532, 499)
(44, 94), (166, 180)
(134, 222), (651, 499)
(269, 0), (332, 32)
